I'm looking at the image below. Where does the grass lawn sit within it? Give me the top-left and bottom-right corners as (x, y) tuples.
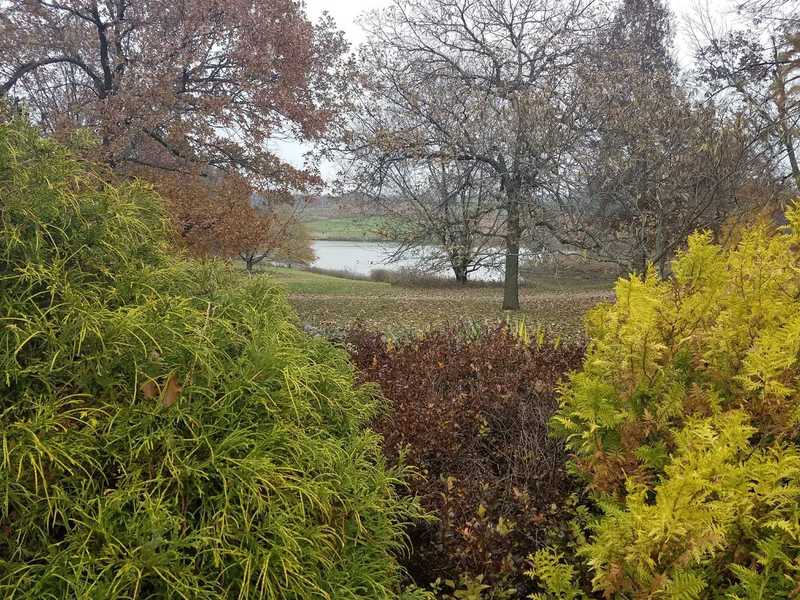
(259, 267), (615, 340)
(304, 216), (392, 241)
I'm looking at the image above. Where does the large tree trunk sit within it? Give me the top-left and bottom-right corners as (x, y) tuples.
(773, 43), (800, 191)
(503, 196), (521, 310)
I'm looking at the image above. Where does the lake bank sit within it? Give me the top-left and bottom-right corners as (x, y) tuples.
(309, 239), (503, 282)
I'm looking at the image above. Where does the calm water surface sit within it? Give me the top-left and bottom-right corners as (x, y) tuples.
(310, 240), (501, 281)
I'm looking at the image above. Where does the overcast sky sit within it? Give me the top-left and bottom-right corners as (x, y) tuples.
(274, 0), (739, 184)
(304, 0), (736, 49)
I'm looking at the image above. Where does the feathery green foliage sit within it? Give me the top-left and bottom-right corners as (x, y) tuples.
(0, 115), (423, 599)
(531, 210), (800, 598)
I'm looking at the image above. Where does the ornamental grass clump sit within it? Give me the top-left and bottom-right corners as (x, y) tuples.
(0, 116), (421, 599)
(531, 210), (800, 598)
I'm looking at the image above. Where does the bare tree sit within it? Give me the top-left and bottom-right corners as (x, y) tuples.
(344, 0), (600, 309)
(694, 0), (800, 190)
(737, 0), (799, 26)
(377, 160), (504, 283)
(573, 92), (769, 275)
(532, 0), (775, 276)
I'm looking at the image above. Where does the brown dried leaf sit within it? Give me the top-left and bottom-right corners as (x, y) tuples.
(162, 374), (182, 407)
(140, 379), (159, 400)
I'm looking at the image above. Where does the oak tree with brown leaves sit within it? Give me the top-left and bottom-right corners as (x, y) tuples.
(0, 0), (351, 257)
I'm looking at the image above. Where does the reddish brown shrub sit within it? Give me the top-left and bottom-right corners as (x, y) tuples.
(344, 325), (586, 591)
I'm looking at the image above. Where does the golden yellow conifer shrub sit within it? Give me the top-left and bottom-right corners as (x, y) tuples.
(532, 209), (800, 599)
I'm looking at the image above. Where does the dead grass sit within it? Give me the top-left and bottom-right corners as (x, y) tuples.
(260, 267), (614, 340)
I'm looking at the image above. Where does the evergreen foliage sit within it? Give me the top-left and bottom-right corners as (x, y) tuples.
(532, 212), (800, 598)
(0, 116), (421, 599)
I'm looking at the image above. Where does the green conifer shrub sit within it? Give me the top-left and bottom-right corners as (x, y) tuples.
(531, 212), (800, 598)
(0, 116), (423, 599)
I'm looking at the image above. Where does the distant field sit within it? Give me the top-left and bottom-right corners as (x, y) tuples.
(260, 266), (614, 340)
(304, 216), (392, 241)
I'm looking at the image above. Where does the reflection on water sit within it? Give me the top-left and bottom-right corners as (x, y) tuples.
(310, 240), (501, 281)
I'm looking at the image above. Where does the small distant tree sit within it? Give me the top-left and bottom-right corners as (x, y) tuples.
(366, 160), (503, 284)
(237, 209), (315, 274)
(147, 170), (314, 270)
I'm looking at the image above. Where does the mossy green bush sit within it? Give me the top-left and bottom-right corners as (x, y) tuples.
(530, 211), (800, 598)
(0, 116), (422, 599)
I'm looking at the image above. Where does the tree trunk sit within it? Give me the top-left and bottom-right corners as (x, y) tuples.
(452, 257), (470, 284)
(773, 41), (800, 191)
(503, 196), (521, 310)
(654, 217), (667, 278)
(785, 135), (800, 191)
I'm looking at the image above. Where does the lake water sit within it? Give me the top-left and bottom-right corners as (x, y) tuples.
(310, 240), (502, 281)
